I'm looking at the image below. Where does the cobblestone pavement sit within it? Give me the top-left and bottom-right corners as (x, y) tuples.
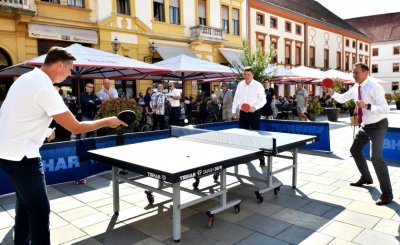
(1, 105), (400, 245)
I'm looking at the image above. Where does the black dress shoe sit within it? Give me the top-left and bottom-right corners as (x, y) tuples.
(350, 176), (373, 187)
(376, 192), (393, 205)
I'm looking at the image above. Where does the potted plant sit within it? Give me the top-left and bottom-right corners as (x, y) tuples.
(307, 100), (323, 121)
(385, 93), (393, 104)
(325, 78), (345, 122)
(344, 99), (356, 116)
(95, 98), (143, 134)
(393, 91), (400, 110)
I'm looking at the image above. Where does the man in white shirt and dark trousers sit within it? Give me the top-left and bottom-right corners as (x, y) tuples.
(0, 47), (125, 245)
(167, 81), (181, 126)
(232, 67), (266, 130)
(327, 62), (392, 205)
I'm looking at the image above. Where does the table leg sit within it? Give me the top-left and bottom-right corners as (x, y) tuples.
(112, 166), (120, 213)
(292, 148), (298, 188)
(172, 182), (181, 242)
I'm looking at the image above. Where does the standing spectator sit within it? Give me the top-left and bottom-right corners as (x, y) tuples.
(295, 83), (309, 121)
(218, 82), (233, 121)
(167, 81), (181, 126)
(261, 80), (275, 119)
(232, 67), (266, 130)
(326, 63), (392, 205)
(80, 82), (101, 137)
(0, 46), (124, 245)
(136, 92), (145, 107)
(144, 87), (153, 114)
(98, 79), (118, 101)
(151, 84), (166, 130)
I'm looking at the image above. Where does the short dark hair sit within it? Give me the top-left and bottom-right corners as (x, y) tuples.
(353, 62), (369, 72)
(44, 46), (76, 65)
(244, 66), (254, 74)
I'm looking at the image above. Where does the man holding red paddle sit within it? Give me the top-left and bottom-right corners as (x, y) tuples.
(232, 67), (266, 130)
(325, 62), (392, 205)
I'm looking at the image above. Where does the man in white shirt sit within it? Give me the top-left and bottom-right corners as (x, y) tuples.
(98, 78), (118, 101)
(167, 81), (181, 126)
(0, 47), (125, 245)
(232, 67), (266, 130)
(326, 62), (392, 205)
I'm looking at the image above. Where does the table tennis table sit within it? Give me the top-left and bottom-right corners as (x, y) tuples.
(88, 126), (316, 242)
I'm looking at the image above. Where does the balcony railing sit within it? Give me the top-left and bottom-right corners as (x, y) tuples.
(0, 0), (29, 9)
(190, 25), (225, 42)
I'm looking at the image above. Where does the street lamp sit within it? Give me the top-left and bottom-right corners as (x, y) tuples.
(111, 37), (121, 54)
(144, 41), (158, 63)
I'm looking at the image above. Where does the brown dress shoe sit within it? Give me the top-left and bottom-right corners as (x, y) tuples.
(376, 193), (393, 205)
(350, 176), (373, 187)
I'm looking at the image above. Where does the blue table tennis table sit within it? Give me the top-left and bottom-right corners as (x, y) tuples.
(88, 126), (316, 242)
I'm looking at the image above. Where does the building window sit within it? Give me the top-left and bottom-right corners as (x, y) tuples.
(154, 0), (165, 22)
(285, 41), (291, 64)
(352, 41), (356, 48)
(365, 56), (369, 66)
(271, 39), (278, 63)
(393, 82), (399, 91)
(394, 63), (400, 72)
(41, 0), (60, 3)
(285, 21), (291, 32)
(270, 17), (277, 29)
(221, 5), (229, 33)
(394, 46), (400, 55)
(67, 0), (83, 7)
(117, 0), (130, 15)
(169, 0), (180, 24)
(359, 43), (363, 50)
(309, 46), (315, 67)
(324, 49), (329, 69)
(257, 39), (264, 51)
(336, 52), (341, 70)
(295, 24), (301, 35)
(372, 64), (378, 73)
(352, 54), (356, 65)
(198, 0), (206, 25)
(295, 44), (301, 65)
(365, 44), (368, 52)
(256, 13), (264, 25)
(345, 54), (350, 71)
(359, 55), (363, 62)
(345, 39), (349, 47)
(372, 48), (379, 56)
(232, 8), (239, 35)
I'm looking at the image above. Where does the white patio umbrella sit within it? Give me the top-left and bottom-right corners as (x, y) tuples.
(0, 43), (171, 79)
(120, 54), (236, 81)
(291, 66), (327, 80)
(323, 69), (354, 84)
(264, 65), (314, 84)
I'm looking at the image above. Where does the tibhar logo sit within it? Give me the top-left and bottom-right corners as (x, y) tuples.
(147, 172), (161, 179)
(162, 175), (167, 181)
(42, 156), (80, 172)
(383, 139), (400, 150)
(179, 172), (196, 181)
(197, 170), (202, 176)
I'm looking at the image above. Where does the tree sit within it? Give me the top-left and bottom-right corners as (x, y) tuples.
(232, 40), (276, 83)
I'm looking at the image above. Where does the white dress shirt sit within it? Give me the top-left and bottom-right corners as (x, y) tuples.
(232, 79), (266, 112)
(332, 78), (389, 125)
(0, 68), (68, 161)
(168, 88), (181, 107)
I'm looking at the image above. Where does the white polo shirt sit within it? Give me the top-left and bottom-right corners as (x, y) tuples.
(0, 68), (68, 161)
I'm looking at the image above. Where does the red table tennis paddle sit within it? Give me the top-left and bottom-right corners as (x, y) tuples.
(241, 103), (251, 112)
(322, 78), (334, 88)
(117, 110), (136, 125)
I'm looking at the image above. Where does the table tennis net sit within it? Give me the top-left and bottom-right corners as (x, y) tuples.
(170, 126), (275, 151)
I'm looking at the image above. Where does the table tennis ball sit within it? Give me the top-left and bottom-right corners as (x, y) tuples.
(184, 119), (189, 124)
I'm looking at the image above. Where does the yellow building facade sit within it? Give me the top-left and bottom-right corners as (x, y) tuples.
(0, 0), (246, 99)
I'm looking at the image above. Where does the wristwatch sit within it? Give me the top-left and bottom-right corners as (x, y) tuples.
(367, 103), (371, 110)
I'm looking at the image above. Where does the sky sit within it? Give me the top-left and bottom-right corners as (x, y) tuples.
(315, 0), (400, 19)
